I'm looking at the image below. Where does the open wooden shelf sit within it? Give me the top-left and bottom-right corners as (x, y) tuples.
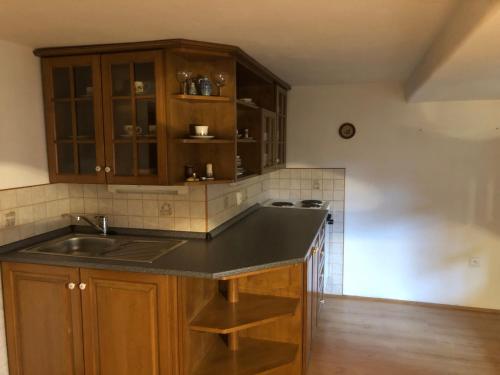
(190, 293), (299, 334)
(172, 94), (231, 102)
(176, 138), (234, 144)
(183, 179), (234, 186)
(193, 337), (297, 375)
(237, 138), (257, 143)
(236, 173), (259, 182)
(237, 99), (259, 109)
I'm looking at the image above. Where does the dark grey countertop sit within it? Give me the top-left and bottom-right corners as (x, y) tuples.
(0, 207), (327, 279)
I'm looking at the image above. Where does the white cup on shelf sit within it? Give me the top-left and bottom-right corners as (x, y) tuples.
(194, 126), (209, 136)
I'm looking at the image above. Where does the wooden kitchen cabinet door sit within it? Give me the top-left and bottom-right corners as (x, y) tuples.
(1, 262), (84, 375)
(41, 55), (106, 184)
(80, 268), (178, 375)
(101, 51), (167, 185)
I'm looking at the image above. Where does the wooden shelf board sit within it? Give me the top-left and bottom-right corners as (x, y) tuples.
(172, 94), (231, 102)
(236, 173), (259, 182)
(176, 138), (234, 144)
(183, 179), (234, 186)
(193, 337), (297, 375)
(236, 99), (259, 109)
(237, 138), (257, 143)
(190, 293), (299, 334)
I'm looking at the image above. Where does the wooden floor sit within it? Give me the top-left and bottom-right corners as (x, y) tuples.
(308, 297), (500, 375)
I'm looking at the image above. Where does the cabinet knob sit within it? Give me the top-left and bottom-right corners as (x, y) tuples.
(79, 283), (87, 290)
(104, 167), (111, 173)
(95, 166), (102, 172)
(67, 282), (76, 290)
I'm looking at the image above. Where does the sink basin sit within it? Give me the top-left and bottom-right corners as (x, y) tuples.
(21, 234), (186, 263)
(40, 236), (119, 255)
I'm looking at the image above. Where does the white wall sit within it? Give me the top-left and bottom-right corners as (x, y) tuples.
(0, 40), (48, 189)
(288, 82), (500, 309)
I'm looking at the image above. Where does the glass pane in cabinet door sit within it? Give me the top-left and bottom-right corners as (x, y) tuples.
(136, 100), (156, 137)
(55, 101), (73, 140)
(114, 143), (133, 176)
(138, 143), (158, 175)
(78, 144), (97, 174)
(53, 67), (71, 98)
(264, 142), (273, 168)
(74, 66), (93, 98)
(134, 63), (155, 96)
(112, 100), (133, 139)
(57, 143), (74, 174)
(111, 64), (131, 96)
(76, 101), (94, 139)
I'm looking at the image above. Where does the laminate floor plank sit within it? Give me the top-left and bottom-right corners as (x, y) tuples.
(309, 297), (500, 375)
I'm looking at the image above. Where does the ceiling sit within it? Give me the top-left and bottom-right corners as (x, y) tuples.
(2, 0), (500, 101)
(0, 0), (457, 86)
(406, 1), (500, 101)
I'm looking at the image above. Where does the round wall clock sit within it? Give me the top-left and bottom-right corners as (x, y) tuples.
(339, 123), (356, 139)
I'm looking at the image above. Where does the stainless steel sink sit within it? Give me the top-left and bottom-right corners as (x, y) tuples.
(20, 234), (186, 263)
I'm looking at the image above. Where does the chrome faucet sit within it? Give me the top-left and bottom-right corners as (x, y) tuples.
(65, 214), (109, 235)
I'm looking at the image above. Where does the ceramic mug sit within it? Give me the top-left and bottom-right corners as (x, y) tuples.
(194, 125), (209, 136)
(124, 125), (142, 136)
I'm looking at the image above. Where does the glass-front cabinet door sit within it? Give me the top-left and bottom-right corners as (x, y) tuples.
(276, 86), (287, 168)
(101, 51), (166, 185)
(42, 55), (105, 183)
(262, 109), (277, 171)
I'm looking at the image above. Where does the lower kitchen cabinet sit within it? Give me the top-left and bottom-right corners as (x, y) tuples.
(2, 262), (84, 375)
(303, 220), (326, 373)
(1, 263), (178, 375)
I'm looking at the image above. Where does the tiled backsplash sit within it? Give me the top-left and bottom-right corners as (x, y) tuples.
(67, 184), (207, 233)
(0, 168), (345, 294)
(0, 184), (71, 246)
(267, 168), (345, 295)
(206, 175), (270, 231)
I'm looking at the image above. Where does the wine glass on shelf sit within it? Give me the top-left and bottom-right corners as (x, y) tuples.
(176, 71), (192, 95)
(213, 72), (227, 96)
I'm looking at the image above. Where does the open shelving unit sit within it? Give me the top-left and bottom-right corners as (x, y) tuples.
(163, 42), (288, 186)
(179, 265), (304, 375)
(193, 337), (297, 375)
(165, 48), (237, 185)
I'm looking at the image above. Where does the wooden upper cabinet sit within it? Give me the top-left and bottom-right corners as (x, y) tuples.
(38, 40), (289, 185)
(42, 55), (106, 183)
(80, 268), (177, 375)
(101, 51), (167, 185)
(2, 262), (84, 375)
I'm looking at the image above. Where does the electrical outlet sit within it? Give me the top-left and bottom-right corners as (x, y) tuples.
(5, 211), (16, 227)
(312, 179), (321, 190)
(469, 256), (481, 268)
(159, 203), (173, 217)
(236, 191), (247, 206)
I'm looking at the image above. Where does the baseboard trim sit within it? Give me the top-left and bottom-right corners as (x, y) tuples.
(325, 294), (500, 314)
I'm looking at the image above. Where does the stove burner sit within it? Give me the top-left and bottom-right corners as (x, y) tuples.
(302, 203), (321, 208)
(272, 201), (294, 207)
(301, 200), (322, 205)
